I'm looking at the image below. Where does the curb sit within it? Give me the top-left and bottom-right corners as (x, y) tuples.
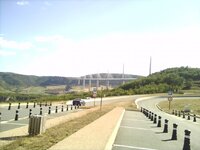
(104, 108), (125, 150)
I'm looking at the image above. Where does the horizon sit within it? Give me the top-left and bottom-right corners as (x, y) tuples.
(0, 0), (200, 77)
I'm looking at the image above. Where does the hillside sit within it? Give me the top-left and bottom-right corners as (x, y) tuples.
(119, 67), (200, 94)
(0, 72), (140, 94)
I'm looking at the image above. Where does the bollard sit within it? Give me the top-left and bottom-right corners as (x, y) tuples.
(187, 113), (190, 120)
(55, 106), (58, 113)
(18, 103), (21, 109)
(193, 114), (196, 122)
(40, 102), (42, 107)
(183, 130), (191, 150)
(145, 110), (148, 117)
(171, 123), (178, 140)
(45, 101), (47, 106)
(178, 111), (181, 117)
(163, 119), (168, 133)
(40, 107), (42, 115)
(48, 107), (51, 114)
(151, 113), (154, 121)
(50, 102), (52, 106)
(66, 105), (68, 111)
(172, 110), (174, 115)
(15, 110), (19, 121)
(26, 102), (29, 109)
(71, 105), (73, 110)
(149, 111), (151, 119)
(157, 116), (161, 127)
(33, 102), (36, 108)
(8, 103), (11, 110)
(183, 112), (185, 118)
(29, 109), (32, 118)
(62, 105), (64, 112)
(153, 114), (157, 124)
(175, 110), (177, 116)
(0, 112), (1, 122)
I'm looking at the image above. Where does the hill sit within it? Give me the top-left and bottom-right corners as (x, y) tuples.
(0, 72), (140, 94)
(119, 67), (200, 94)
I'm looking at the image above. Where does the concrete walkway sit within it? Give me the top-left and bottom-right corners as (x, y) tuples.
(48, 107), (125, 150)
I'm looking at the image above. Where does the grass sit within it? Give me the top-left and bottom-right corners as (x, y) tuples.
(1, 101), (137, 150)
(158, 99), (200, 115)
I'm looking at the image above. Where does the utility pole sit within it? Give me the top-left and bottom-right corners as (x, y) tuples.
(149, 56), (152, 75)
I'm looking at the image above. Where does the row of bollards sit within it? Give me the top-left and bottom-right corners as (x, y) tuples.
(141, 107), (191, 150)
(7, 102), (53, 110)
(172, 110), (197, 122)
(14, 105), (78, 121)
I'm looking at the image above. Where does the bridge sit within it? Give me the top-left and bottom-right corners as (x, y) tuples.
(75, 72), (138, 91)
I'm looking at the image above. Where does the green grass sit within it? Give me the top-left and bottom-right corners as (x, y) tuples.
(0, 101), (135, 150)
(158, 99), (200, 115)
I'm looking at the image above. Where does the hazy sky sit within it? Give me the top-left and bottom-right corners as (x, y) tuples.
(0, 0), (200, 77)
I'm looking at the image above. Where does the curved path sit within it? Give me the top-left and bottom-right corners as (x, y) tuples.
(136, 96), (200, 150)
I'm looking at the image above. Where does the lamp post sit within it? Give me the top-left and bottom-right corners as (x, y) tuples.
(100, 87), (103, 111)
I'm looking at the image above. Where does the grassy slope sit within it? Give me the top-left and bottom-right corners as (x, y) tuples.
(158, 99), (200, 115)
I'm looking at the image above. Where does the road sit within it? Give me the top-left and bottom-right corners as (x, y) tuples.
(0, 95), (135, 132)
(112, 96), (200, 150)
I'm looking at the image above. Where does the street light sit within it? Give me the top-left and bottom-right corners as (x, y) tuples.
(100, 87), (103, 111)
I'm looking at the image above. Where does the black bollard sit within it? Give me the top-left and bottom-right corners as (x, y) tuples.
(26, 102), (29, 109)
(172, 109), (174, 115)
(33, 102), (36, 108)
(175, 110), (177, 116)
(40, 102), (42, 107)
(29, 109), (32, 118)
(193, 114), (196, 122)
(55, 106), (58, 113)
(183, 130), (191, 150)
(153, 114), (157, 124)
(15, 110), (19, 121)
(45, 101), (47, 106)
(66, 105), (68, 111)
(157, 116), (161, 127)
(8, 103), (11, 110)
(40, 107), (42, 115)
(183, 112), (185, 118)
(178, 111), (181, 117)
(187, 113), (190, 120)
(171, 123), (178, 140)
(48, 107), (51, 114)
(151, 113), (154, 121)
(163, 119), (168, 133)
(18, 103), (20, 109)
(62, 105), (64, 112)
(149, 111), (151, 119)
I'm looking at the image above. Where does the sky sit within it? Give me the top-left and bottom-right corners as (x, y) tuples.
(0, 0), (200, 77)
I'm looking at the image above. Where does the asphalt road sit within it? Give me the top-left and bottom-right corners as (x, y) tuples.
(0, 95), (135, 132)
(112, 96), (200, 150)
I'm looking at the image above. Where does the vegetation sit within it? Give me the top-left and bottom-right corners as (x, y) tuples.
(117, 67), (200, 95)
(1, 67), (200, 103)
(158, 99), (200, 115)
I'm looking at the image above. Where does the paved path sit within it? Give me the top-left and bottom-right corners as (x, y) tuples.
(112, 96), (200, 150)
(48, 107), (125, 150)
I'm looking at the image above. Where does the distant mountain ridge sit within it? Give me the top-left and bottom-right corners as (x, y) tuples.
(0, 72), (141, 93)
